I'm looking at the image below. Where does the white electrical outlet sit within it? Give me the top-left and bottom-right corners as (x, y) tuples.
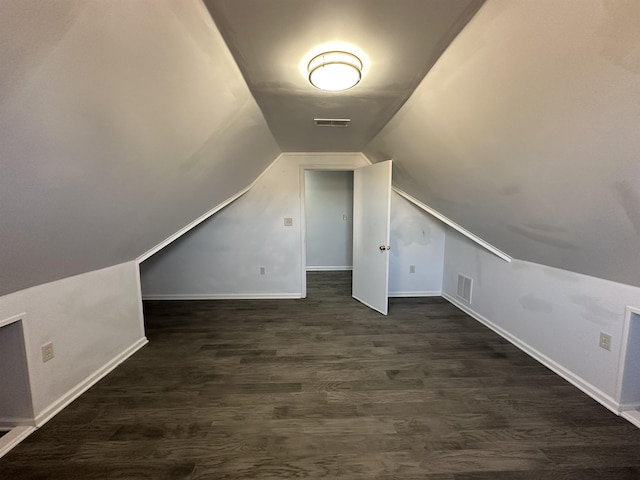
(260, 266), (266, 275)
(409, 265), (415, 273)
(284, 218), (293, 227)
(42, 342), (55, 363)
(599, 332), (612, 351)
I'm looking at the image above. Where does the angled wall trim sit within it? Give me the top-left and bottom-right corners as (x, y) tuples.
(393, 188), (512, 263)
(0, 426), (36, 459)
(137, 153), (284, 263)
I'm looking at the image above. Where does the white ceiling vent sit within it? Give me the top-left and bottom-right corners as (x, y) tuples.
(314, 118), (351, 127)
(456, 274), (473, 303)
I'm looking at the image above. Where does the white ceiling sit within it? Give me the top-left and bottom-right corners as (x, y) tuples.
(203, 0), (484, 152)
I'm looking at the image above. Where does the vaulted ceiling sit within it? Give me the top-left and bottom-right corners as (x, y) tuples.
(203, 0), (484, 151)
(1, 0), (639, 296)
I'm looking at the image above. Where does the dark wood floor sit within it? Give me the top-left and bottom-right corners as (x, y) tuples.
(2, 271), (640, 479)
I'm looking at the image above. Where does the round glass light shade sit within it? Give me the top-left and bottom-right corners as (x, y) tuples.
(308, 51), (362, 92)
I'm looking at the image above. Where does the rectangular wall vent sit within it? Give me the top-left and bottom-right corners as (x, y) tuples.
(456, 274), (473, 303)
(314, 118), (351, 127)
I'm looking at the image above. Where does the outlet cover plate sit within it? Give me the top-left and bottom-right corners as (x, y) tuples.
(599, 332), (611, 351)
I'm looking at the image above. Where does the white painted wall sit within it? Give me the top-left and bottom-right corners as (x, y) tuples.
(389, 194), (445, 296)
(365, 0), (640, 287)
(141, 153), (368, 298)
(0, 262), (146, 426)
(141, 153), (446, 299)
(305, 170), (354, 270)
(442, 229), (640, 413)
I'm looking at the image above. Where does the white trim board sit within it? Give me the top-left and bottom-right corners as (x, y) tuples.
(0, 426), (36, 459)
(442, 292), (623, 417)
(306, 266), (353, 271)
(142, 293), (303, 301)
(0, 312), (26, 329)
(137, 153), (284, 263)
(622, 410), (640, 429)
(393, 188), (511, 263)
(34, 337), (148, 427)
(389, 291), (441, 298)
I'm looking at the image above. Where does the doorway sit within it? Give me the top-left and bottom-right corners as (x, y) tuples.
(303, 169), (354, 300)
(300, 161), (392, 314)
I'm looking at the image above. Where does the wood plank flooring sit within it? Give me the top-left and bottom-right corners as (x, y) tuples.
(2, 271), (640, 478)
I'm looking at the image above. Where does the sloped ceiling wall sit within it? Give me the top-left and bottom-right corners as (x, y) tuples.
(365, 0), (640, 287)
(0, 1), (280, 296)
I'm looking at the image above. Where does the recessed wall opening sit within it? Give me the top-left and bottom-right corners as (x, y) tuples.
(617, 307), (640, 427)
(0, 316), (35, 439)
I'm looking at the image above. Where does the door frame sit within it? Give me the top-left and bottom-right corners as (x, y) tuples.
(299, 165), (357, 299)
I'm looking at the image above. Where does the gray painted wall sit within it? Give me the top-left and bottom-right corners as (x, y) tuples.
(0, 0), (280, 296)
(366, 0), (640, 287)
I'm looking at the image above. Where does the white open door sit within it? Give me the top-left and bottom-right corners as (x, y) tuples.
(352, 160), (392, 314)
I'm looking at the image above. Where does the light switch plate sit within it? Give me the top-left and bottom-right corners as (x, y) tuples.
(42, 342), (54, 363)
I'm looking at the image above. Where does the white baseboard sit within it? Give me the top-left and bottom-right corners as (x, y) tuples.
(142, 293), (303, 300)
(0, 426), (36, 459)
(306, 266), (353, 271)
(622, 410), (640, 428)
(442, 292), (622, 416)
(389, 291), (441, 298)
(34, 337), (148, 427)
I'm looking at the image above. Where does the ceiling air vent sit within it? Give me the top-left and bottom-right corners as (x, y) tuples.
(314, 118), (351, 127)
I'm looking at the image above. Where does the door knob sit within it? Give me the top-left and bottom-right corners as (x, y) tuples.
(379, 245), (391, 251)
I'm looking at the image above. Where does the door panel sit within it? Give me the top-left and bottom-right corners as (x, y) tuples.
(352, 160), (392, 315)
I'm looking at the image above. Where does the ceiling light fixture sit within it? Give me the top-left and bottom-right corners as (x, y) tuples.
(308, 51), (362, 92)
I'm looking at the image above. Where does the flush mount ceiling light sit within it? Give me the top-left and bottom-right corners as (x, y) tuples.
(308, 51), (362, 92)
